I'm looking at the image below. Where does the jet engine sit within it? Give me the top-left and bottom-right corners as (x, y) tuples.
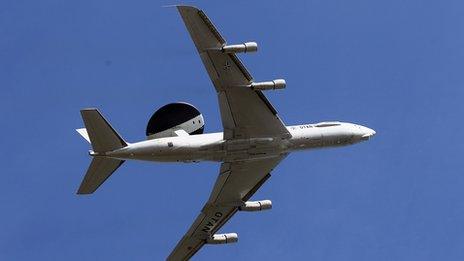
(206, 233), (238, 244)
(146, 102), (204, 139)
(222, 42), (258, 53)
(239, 200), (272, 212)
(250, 79), (286, 90)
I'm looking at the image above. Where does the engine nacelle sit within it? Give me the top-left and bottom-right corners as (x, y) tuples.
(222, 42), (258, 53)
(251, 79), (286, 90)
(239, 200), (272, 212)
(206, 233), (238, 244)
(146, 102), (204, 139)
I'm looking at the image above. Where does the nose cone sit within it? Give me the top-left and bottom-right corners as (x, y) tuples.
(360, 126), (376, 140)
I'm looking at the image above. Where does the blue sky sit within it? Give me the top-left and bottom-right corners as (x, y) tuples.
(1, 0), (464, 260)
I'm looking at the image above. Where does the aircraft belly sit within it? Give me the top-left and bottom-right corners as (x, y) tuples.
(110, 134), (291, 163)
(150, 146), (225, 162)
(224, 138), (288, 161)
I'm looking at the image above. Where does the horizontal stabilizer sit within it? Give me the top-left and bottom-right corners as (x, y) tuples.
(77, 157), (124, 194)
(76, 128), (90, 143)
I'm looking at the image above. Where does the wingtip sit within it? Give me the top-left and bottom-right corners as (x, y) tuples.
(161, 4), (198, 8)
(76, 189), (94, 195)
(173, 5), (200, 12)
(76, 185), (90, 195)
(80, 107), (98, 112)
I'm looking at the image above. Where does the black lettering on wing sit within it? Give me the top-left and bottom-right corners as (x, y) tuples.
(200, 212), (224, 234)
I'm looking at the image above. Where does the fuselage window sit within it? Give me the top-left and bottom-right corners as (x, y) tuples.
(168, 142), (173, 147)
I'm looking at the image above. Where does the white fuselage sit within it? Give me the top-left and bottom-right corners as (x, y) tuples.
(104, 122), (375, 163)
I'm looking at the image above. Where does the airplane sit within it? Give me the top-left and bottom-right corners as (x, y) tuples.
(76, 5), (376, 261)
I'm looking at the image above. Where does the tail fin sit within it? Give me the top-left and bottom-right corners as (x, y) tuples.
(80, 108), (127, 153)
(77, 108), (127, 194)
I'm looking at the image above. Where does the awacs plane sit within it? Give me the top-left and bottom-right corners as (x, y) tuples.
(76, 5), (375, 260)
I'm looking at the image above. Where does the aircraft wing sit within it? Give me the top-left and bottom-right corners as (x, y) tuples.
(177, 6), (291, 140)
(167, 155), (286, 260)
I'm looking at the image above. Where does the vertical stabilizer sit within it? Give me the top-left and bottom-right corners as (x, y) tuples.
(80, 108), (127, 153)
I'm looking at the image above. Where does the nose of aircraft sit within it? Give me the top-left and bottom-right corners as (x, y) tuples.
(360, 126), (376, 140)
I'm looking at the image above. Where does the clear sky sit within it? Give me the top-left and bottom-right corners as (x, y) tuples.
(1, 0), (463, 260)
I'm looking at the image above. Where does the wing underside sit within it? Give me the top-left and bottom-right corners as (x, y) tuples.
(177, 5), (290, 140)
(167, 155), (286, 260)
